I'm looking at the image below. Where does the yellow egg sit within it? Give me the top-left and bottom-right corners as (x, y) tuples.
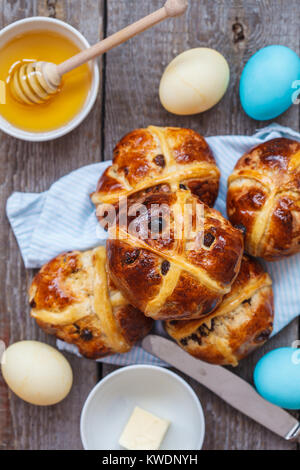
(1, 341), (73, 406)
(159, 48), (230, 115)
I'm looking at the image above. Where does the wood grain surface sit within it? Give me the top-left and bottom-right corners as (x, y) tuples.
(0, 0), (299, 450)
(0, 0), (104, 450)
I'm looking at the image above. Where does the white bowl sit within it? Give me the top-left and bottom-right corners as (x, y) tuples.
(80, 365), (205, 450)
(0, 17), (99, 142)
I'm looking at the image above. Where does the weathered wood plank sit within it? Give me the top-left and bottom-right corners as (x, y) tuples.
(0, 0), (299, 450)
(103, 0), (299, 154)
(0, 0), (104, 450)
(103, 0), (299, 450)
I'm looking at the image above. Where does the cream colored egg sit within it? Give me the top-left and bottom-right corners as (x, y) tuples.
(1, 341), (73, 406)
(159, 48), (230, 115)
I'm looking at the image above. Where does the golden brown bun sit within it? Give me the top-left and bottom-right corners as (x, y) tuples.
(165, 255), (274, 366)
(91, 126), (220, 215)
(227, 138), (300, 261)
(29, 247), (153, 359)
(107, 186), (244, 321)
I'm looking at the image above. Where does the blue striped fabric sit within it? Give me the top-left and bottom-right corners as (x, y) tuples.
(6, 124), (300, 366)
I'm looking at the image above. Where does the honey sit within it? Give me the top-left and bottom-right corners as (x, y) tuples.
(0, 30), (92, 132)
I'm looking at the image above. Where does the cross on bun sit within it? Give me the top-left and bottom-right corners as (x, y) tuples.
(227, 138), (300, 261)
(165, 255), (274, 366)
(91, 126), (220, 219)
(29, 247), (153, 359)
(106, 185), (244, 321)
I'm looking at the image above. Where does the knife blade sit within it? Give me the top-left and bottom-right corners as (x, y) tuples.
(142, 335), (300, 442)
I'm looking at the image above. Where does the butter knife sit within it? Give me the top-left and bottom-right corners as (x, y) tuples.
(142, 335), (300, 442)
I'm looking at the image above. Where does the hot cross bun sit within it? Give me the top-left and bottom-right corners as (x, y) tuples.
(91, 126), (220, 220)
(107, 185), (244, 321)
(165, 255), (274, 366)
(29, 247), (153, 359)
(227, 138), (300, 261)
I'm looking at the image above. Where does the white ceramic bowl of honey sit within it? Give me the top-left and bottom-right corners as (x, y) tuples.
(0, 17), (99, 141)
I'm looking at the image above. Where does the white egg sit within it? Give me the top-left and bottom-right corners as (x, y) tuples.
(159, 48), (230, 115)
(1, 341), (73, 406)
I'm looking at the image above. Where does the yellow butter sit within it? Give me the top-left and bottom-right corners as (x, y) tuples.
(119, 406), (170, 450)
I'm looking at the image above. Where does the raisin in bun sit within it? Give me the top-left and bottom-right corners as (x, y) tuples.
(106, 185), (243, 321)
(29, 247), (153, 359)
(91, 126), (220, 225)
(165, 255), (274, 366)
(227, 138), (300, 261)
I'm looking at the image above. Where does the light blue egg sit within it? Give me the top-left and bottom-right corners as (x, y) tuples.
(254, 347), (300, 409)
(240, 45), (300, 120)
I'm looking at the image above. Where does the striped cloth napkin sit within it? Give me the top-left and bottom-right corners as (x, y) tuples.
(6, 124), (300, 366)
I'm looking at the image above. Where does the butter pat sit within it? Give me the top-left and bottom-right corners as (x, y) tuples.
(119, 406), (170, 450)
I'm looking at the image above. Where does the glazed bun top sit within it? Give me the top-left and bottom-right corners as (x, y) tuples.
(91, 126), (220, 210)
(227, 137), (300, 260)
(106, 185), (244, 321)
(165, 255), (274, 366)
(29, 247), (153, 359)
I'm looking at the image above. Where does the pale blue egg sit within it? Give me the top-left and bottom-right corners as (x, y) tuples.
(254, 347), (300, 409)
(240, 45), (300, 120)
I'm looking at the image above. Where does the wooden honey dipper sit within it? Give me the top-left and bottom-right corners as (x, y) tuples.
(9, 0), (188, 105)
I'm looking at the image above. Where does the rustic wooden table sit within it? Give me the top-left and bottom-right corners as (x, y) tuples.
(0, 0), (299, 451)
